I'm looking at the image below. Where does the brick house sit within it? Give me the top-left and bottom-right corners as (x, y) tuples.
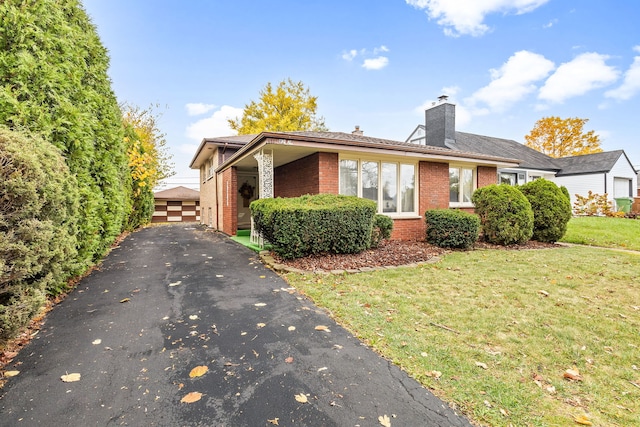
(189, 104), (519, 241)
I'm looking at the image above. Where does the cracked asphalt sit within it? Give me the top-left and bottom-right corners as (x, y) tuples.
(0, 224), (473, 427)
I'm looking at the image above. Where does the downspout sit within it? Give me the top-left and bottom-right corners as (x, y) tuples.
(604, 172), (607, 195)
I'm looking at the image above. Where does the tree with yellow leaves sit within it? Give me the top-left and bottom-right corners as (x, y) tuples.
(229, 79), (328, 134)
(524, 116), (602, 158)
(122, 104), (174, 229)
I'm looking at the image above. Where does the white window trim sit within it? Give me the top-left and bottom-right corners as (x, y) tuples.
(449, 164), (476, 208)
(339, 156), (419, 217)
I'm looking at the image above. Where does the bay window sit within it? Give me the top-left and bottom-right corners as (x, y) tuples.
(339, 158), (416, 215)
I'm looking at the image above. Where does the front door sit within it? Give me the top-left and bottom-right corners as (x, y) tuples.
(237, 173), (258, 229)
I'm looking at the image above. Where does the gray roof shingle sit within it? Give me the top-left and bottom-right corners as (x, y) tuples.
(553, 150), (626, 176)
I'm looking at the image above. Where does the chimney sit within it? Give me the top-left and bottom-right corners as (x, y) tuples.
(425, 95), (455, 148)
(352, 125), (363, 135)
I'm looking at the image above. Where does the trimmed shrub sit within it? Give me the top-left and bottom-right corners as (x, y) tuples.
(425, 209), (480, 249)
(370, 214), (394, 248)
(472, 185), (533, 245)
(251, 194), (376, 259)
(519, 178), (572, 242)
(1, 127), (80, 342)
(560, 186), (571, 202)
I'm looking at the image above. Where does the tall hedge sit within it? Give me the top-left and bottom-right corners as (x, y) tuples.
(1, 128), (80, 341)
(519, 178), (572, 243)
(0, 0), (130, 265)
(472, 184), (533, 245)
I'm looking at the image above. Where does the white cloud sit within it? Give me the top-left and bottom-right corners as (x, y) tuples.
(605, 46), (640, 101)
(185, 103), (216, 116)
(185, 105), (243, 141)
(406, 0), (550, 37)
(373, 45), (389, 54)
(341, 49), (358, 61)
(466, 50), (555, 111)
(362, 56), (389, 70)
(539, 52), (620, 103)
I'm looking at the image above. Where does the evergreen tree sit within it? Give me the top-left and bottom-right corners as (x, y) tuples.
(0, 0), (130, 265)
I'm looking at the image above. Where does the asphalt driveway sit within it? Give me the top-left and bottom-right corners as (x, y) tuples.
(0, 224), (472, 426)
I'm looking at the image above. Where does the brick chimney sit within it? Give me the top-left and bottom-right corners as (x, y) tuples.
(425, 95), (455, 148)
(352, 125), (363, 135)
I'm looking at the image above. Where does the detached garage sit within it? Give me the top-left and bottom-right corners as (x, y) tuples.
(153, 186), (200, 223)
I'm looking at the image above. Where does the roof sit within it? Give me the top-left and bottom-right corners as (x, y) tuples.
(189, 134), (256, 168)
(554, 150), (635, 176)
(154, 186), (200, 201)
(407, 125), (559, 171)
(204, 130), (521, 173)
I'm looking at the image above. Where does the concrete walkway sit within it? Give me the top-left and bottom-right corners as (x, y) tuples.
(0, 224), (472, 426)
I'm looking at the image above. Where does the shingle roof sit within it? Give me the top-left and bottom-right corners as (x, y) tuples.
(450, 132), (561, 171)
(202, 134), (256, 145)
(553, 150), (626, 176)
(154, 186), (200, 200)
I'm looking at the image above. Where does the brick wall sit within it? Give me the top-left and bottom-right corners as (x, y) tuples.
(477, 166), (498, 188)
(220, 167), (237, 235)
(274, 152), (339, 197)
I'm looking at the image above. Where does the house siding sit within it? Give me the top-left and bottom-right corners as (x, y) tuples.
(274, 152), (339, 197)
(554, 173), (605, 205)
(220, 167), (237, 235)
(198, 148), (219, 229)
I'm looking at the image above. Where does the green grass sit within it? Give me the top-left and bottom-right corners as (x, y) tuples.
(285, 246), (640, 426)
(561, 217), (640, 251)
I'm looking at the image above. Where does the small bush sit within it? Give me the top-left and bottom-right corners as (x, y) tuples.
(573, 191), (613, 216)
(472, 184), (533, 245)
(560, 186), (571, 202)
(251, 194), (376, 259)
(425, 209), (480, 249)
(370, 214), (394, 248)
(519, 178), (572, 243)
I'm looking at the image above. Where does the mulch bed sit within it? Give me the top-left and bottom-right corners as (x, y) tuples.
(271, 239), (561, 272)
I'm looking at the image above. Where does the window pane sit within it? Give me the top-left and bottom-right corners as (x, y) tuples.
(361, 161), (378, 203)
(449, 168), (459, 203)
(461, 168), (473, 203)
(381, 163), (397, 213)
(500, 172), (516, 185)
(339, 159), (358, 196)
(400, 164), (414, 212)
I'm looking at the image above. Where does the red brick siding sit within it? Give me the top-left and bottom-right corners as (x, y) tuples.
(477, 166), (498, 188)
(274, 152), (339, 197)
(220, 167), (237, 235)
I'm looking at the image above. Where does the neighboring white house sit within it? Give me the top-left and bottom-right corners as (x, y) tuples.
(408, 98), (638, 210)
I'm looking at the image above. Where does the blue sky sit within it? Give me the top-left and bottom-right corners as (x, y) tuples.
(82, 0), (640, 187)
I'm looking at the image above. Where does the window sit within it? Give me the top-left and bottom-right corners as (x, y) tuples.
(499, 172), (517, 185)
(339, 159), (416, 215)
(450, 166), (474, 205)
(206, 157), (215, 180)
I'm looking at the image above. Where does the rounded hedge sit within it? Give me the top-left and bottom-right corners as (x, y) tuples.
(425, 209), (480, 249)
(472, 184), (533, 245)
(519, 178), (572, 243)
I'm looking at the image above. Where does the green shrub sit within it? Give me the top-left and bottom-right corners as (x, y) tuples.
(370, 214), (394, 248)
(425, 209), (480, 249)
(560, 185), (571, 202)
(251, 194), (376, 259)
(0, 127), (80, 342)
(472, 184), (533, 245)
(519, 178), (572, 242)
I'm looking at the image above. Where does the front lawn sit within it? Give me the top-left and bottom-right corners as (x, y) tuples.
(561, 216), (640, 251)
(285, 246), (640, 426)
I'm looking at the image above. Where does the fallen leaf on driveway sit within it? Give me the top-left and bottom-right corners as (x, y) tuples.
(4, 370), (20, 377)
(257, 323), (266, 328)
(189, 366), (208, 378)
(180, 391), (202, 403)
(169, 281), (182, 287)
(314, 325), (330, 332)
(92, 339), (101, 345)
(254, 303), (266, 307)
(378, 414), (391, 427)
(288, 326), (296, 331)
(119, 298), (130, 303)
(285, 356), (294, 363)
(61, 373), (81, 382)
(267, 418), (279, 425)
(189, 315), (199, 320)
(294, 393), (308, 403)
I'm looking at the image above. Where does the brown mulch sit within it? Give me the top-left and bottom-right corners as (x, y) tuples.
(271, 239), (561, 272)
